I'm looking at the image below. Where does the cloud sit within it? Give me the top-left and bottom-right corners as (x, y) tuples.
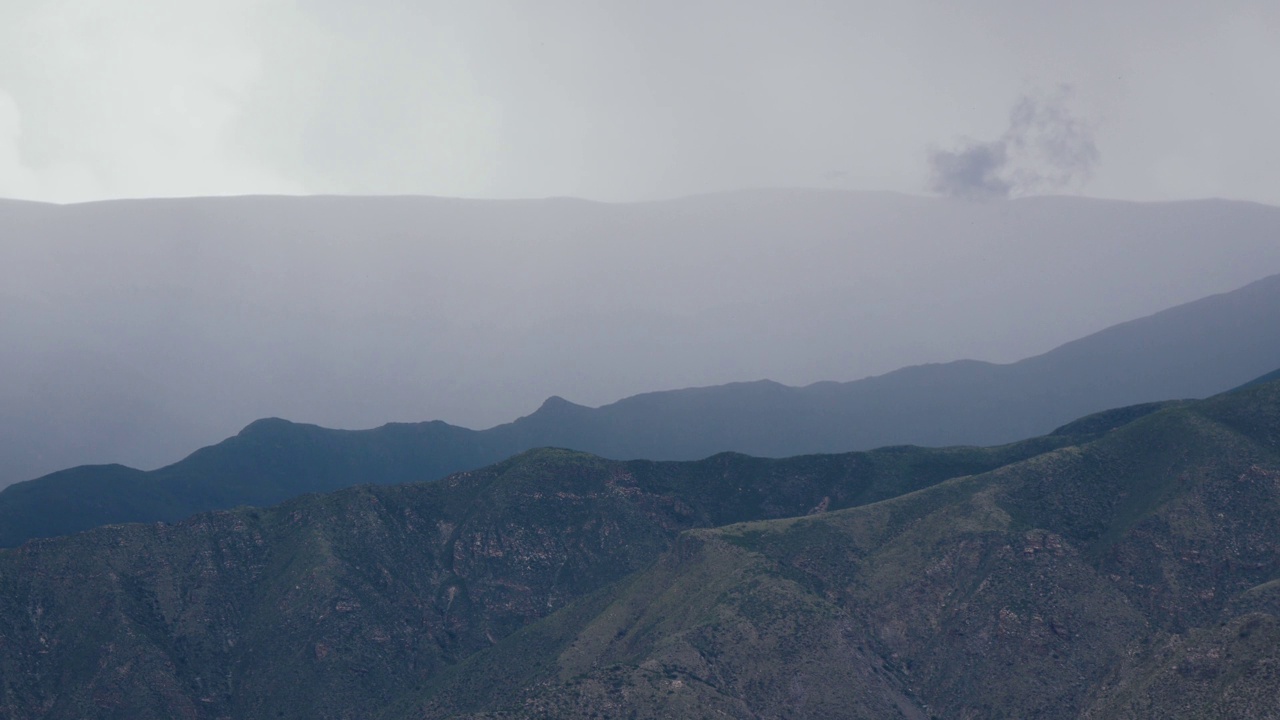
(0, 90), (28, 191)
(925, 140), (1011, 199)
(3, 3), (1275, 206)
(0, 88), (102, 202)
(928, 86), (1099, 199)
(0, 0), (302, 202)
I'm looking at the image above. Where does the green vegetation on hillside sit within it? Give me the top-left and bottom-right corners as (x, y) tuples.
(2, 380), (1280, 718)
(0, 401), (1106, 549)
(0, 431), (1079, 718)
(421, 380), (1280, 719)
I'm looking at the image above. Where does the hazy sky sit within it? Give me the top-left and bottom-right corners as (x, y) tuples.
(1, 1), (1278, 205)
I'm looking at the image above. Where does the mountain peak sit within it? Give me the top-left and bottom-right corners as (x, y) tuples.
(535, 395), (587, 414)
(236, 417), (297, 436)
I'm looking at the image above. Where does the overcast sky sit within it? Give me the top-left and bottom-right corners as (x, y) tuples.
(1, 0), (1277, 205)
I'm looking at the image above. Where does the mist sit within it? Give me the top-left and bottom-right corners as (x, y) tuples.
(3, 3), (1280, 485)
(4, 191), (1280, 486)
(1, 1), (1278, 205)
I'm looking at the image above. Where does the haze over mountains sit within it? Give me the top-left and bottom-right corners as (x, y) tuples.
(6, 3), (1279, 717)
(3, 377), (1278, 718)
(4, 268), (1277, 547)
(4, 190), (1280, 486)
(501, 270), (1280, 457)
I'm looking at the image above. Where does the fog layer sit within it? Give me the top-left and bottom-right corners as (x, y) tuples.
(1, 2), (1278, 205)
(3, 189), (1280, 485)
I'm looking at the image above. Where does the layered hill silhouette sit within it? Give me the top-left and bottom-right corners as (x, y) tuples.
(498, 271), (1280, 458)
(5, 190), (1280, 486)
(3, 272), (1278, 548)
(1, 378), (1278, 718)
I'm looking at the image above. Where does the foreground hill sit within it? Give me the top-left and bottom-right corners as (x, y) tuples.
(2, 380), (1279, 718)
(4, 270), (1277, 546)
(418, 378), (1280, 719)
(5, 191), (1280, 485)
(0, 432), (1085, 718)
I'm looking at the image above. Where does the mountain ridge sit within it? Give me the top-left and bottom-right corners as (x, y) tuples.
(2, 378), (1278, 718)
(2, 273), (1277, 547)
(514, 271), (1280, 455)
(417, 378), (1280, 718)
(6, 188), (1280, 485)
(0, 425), (1096, 718)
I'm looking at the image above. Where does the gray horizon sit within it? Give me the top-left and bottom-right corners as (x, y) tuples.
(4, 189), (1280, 487)
(3, 3), (1279, 486)
(2, 2), (1278, 206)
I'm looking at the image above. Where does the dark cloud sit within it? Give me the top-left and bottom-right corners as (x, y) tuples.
(926, 140), (1011, 199)
(929, 86), (1099, 199)
(2, 3), (1276, 205)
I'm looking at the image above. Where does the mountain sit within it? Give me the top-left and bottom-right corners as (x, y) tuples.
(2, 380), (1278, 718)
(0, 418), (505, 548)
(0, 391), (1122, 547)
(538, 270), (1280, 457)
(1235, 366), (1280, 390)
(5, 190), (1280, 486)
(414, 376), (1280, 718)
(0, 427), (1088, 719)
(4, 270), (1277, 547)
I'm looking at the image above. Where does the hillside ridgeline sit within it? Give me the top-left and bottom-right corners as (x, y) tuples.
(5, 270), (1279, 546)
(2, 379), (1279, 717)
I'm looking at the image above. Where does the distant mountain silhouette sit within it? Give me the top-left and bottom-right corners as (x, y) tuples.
(541, 271), (1280, 458)
(1234, 366), (1280, 390)
(1, 275), (1277, 547)
(6, 190), (1280, 487)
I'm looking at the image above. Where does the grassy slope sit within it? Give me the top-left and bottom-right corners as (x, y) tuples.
(0, 433), (1076, 720)
(422, 381), (1280, 719)
(1, 384), (1275, 719)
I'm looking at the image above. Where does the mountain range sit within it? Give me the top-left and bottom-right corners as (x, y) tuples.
(1, 375), (1277, 718)
(2, 271), (1277, 548)
(5, 190), (1280, 486)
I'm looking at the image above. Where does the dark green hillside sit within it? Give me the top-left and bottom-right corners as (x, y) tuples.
(420, 380), (1280, 719)
(3, 383), (1279, 718)
(0, 435), (1065, 719)
(0, 394), (1119, 549)
(0, 417), (506, 548)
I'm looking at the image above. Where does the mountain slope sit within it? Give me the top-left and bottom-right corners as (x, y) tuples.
(5, 190), (1280, 485)
(3, 382), (1279, 718)
(419, 379), (1280, 719)
(0, 435), (1078, 719)
(0, 390), (1170, 548)
(0, 417), (508, 547)
(495, 271), (1280, 458)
